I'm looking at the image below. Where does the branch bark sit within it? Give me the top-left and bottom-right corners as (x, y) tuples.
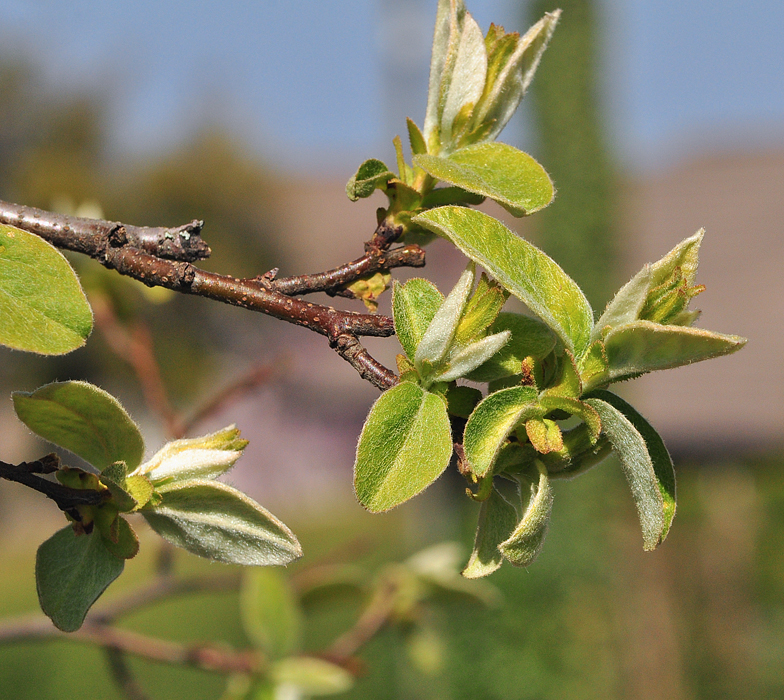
(0, 200), (406, 390)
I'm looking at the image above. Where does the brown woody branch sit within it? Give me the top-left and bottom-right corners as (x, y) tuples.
(0, 200), (407, 390)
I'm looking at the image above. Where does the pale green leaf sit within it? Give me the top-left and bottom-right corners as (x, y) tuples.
(271, 657), (354, 696)
(467, 312), (556, 382)
(345, 159), (394, 201)
(525, 418), (563, 454)
(392, 278), (444, 361)
(471, 11), (561, 143)
(585, 396), (666, 550)
(593, 265), (653, 341)
(407, 117), (427, 156)
(414, 207), (593, 357)
(440, 12), (487, 146)
(354, 382), (452, 512)
(498, 465), (552, 567)
(414, 143), (554, 216)
(143, 479), (302, 566)
(0, 223), (92, 354)
(649, 229), (703, 288)
(13, 381), (145, 471)
(36, 527), (124, 632)
(433, 330), (510, 383)
(463, 386), (538, 478)
(240, 568), (302, 658)
(462, 485), (519, 578)
(588, 390), (676, 541)
(414, 263), (475, 371)
(604, 321), (747, 381)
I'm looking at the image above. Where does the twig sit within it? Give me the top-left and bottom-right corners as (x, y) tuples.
(0, 199), (400, 390)
(181, 363), (277, 436)
(105, 648), (152, 700)
(0, 458), (105, 513)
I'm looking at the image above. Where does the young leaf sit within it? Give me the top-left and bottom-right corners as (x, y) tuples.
(354, 382), (452, 512)
(142, 479), (302, 566)
(407, 117), (427, 156)
(432, 330), (510, 383)
(466, 312), (556, 382)
(240, 568), (302, 658)
(36, 526), (124, 632)
(270, 657), (354, 696)
(603, 321), (747, 382)
(0, 223), (93, 355)
(587, 390), (676, 541)
(462, 485), (519, 579)
(584, 396), (668, 550)
(134, 425), (248, 484)
(392, 278), (444, 361)
(498, 465), (553, 567)
(463, 386), (539, 478)
(345, 159), (395, 201)
(453, 273), (508, 347)
(100, 516), (140, 560)
(13, 381), (145, 471)
(413, 207), (594, 358)
(525, 418), (563, 454)
(414, 143), (554, 216)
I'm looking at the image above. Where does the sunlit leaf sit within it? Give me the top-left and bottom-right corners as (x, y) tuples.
(143, 479), (302, 566)
(463, 386), (539, 477)
(345, 159), (394, 201)
(0, 223), (92, 355)
(354, 382), (452, 512)
(36, 526), (124, 632)
(392, 278), (443, 361)
(413, 207), (593, 357)
(270, 657), (354, 696)
(498, 465), (552, 567)
(13, 381), (145, 471)
(414, 143), (553, 216)
(462, 485), (519, 578)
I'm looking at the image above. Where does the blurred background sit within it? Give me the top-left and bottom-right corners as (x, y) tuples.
(0, 0), (782, 698)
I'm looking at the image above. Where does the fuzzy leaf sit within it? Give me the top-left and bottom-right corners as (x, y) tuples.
(525, 418), (563, 454)
(498, 466), (552, 567)
(413, 207), (593, 357)
(36, 527), (124, 632)
(588, 390), (676, 541)
(0, 223), (93, 355)
(462, 485), (519, 578)
(100, 516), (140, 560)
(414, 143), (554, 216)
(407, 118), (427, 156)
(604, 321), (747, 381)
(345, 159), (394, 201)
(463, 386), (539, 477)
(414, 264), (475, 371)
(392, 278), (444, 361)
(135, 425), (248, 484)
(585, 396), (667, 550)
(271, 657), (354, 696)
(354, 382), (452, 512)
(593, 266), (653, 341)
(143, 480), (302, 566)
(433, 331), (510, 383)
(240, 568), (302, 658)
(13, 381), (145, 471)
(467, 312), (556, 382)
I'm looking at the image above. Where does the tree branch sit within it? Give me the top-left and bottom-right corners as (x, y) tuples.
(0, 199), (402, 390)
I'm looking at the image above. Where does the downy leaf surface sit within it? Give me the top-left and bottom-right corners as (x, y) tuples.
(462, 484), (519, 579)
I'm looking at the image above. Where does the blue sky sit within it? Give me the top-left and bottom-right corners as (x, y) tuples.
(1, 0), (782, 173)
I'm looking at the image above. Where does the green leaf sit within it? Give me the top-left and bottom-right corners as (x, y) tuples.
(100, 462), (138, 513)
(135, 425), (248, 484)
(462, 484), (519, 579)
(603, 321), (747, 382)
(414, 263), (475, 372)
(421, 186), (485, 208)
(453, 273), (508, 347)
(0, 223), (93, 355)
(498, 465), (553, 567)
(354, 382), (452, 512)
(407, 117), (427, 156)
(100, 515), (140, 560)
(433, 331), (510, 384)
(270, 657), (354, 696)
(36, 526), (124, 632)
(525, 418), (563, 454)
(584, 396), (668, 550)
(445, 384), (482, 418)
(240, 568), (302, 658)
(467, 312), (556, 382)
(414, 143), (554, 216)
(142, 479), (302, 566)
(392, 278), (444, 361)
(345, 159), (394, 201)
(463, 386), (539, 478)
(539, 396), (602, 442)
(587, 390), (676, 541)
(13, 381), (145, 471)
(413, 207), (593, 357)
